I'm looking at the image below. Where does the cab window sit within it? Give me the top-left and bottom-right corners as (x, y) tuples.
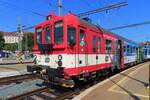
(68, 26), (76, 45)
(54, 21), (63, 44)
(36, 27), (42, 44)
(80, 30), (85, 46)
(45, 26), (51, 43)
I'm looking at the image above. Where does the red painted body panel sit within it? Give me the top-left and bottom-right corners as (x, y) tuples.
(64, 63), (112, 76)
(33, 13), (125, 77)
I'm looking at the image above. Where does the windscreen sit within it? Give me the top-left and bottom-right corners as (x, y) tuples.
(36, 27), (42, 44)
(54, 21), (63, 44)
(45, 26), (51, 43)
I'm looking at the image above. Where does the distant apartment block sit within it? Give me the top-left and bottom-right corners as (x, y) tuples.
(3, 32), (22, 43)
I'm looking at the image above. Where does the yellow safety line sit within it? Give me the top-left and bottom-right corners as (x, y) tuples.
(108, 63), (148, 92)
(110, 89), (149, 98)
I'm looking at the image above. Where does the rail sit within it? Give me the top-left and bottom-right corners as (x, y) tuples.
(0, 74), (37, 85)
(8, 87), (50, 100)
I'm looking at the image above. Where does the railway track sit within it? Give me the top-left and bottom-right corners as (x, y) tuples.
(0, 74), (38, 85)
(6, 77), (104, 100)
(0, 62), (148, 100)
(9, 87), (51, 100)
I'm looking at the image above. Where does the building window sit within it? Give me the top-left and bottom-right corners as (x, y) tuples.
(93, 36), (96, 52)
(80, 30), (85, 46)
(54, 21), (63, 44)
(105, 39), (112, 54)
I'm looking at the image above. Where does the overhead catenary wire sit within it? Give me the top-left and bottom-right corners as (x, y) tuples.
(14, 1), (128, 32)
(108, 20), (150, 31)
(77, 1), (128, 17)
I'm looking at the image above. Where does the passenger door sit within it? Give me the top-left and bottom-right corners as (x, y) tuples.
(78, 27), (88, 69)
(114, 40), (122, 69)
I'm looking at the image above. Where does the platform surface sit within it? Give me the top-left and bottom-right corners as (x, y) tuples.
(0, 63), (33, 78)
(0, 58), (33, 65)
(73, 62), (150, 100)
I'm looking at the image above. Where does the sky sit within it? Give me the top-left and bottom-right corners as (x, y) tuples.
(0, 0), (150, 42)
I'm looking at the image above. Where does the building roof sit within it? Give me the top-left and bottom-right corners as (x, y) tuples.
(3, 32), (19, 37)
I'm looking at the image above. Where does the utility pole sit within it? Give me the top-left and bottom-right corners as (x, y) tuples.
(17, 17), (23, 52)
(108, 20), (150, 31)
(58, 0), (62, 16)
(22, 25), (28, 51)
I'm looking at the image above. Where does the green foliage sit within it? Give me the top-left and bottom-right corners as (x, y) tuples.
(22, 32), (34, 51)
(4, 43), (18, 51)
(0, 31), (5, 51)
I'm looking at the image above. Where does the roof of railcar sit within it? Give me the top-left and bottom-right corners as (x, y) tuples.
(77, 16), (139, 45)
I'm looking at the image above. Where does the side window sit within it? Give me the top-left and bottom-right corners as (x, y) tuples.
(105, 39), (112, 54)
(80, 30), (85, 46)
(68, 26), (76, 45)
(130, 46), (132, 54)
(127, 45), (130, 54)
(133, 46), (135, 53)
(124, 46), (126, 52)
(93, 36), (96, 52)
(145, 49), (147, 55)
(98, 37), (101, 52)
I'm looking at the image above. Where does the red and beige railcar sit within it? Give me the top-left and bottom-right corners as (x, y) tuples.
(27, 13), (125, 87)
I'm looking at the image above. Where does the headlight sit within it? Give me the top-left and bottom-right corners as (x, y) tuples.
(58, 60), (62, 67)
(58, 55), (62, 60)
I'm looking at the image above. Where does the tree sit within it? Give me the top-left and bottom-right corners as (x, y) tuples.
(22, 32), (34, 51)
(0, 31), (5, 51)
(4, 43), (18, 51)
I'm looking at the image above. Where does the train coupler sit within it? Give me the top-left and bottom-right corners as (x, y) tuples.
(47, 77), (75, 88)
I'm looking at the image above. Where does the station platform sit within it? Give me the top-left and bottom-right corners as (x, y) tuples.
(0, 63), (33, 78)
(0, 58), (33, 65)
(73, 62), (150, 100)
